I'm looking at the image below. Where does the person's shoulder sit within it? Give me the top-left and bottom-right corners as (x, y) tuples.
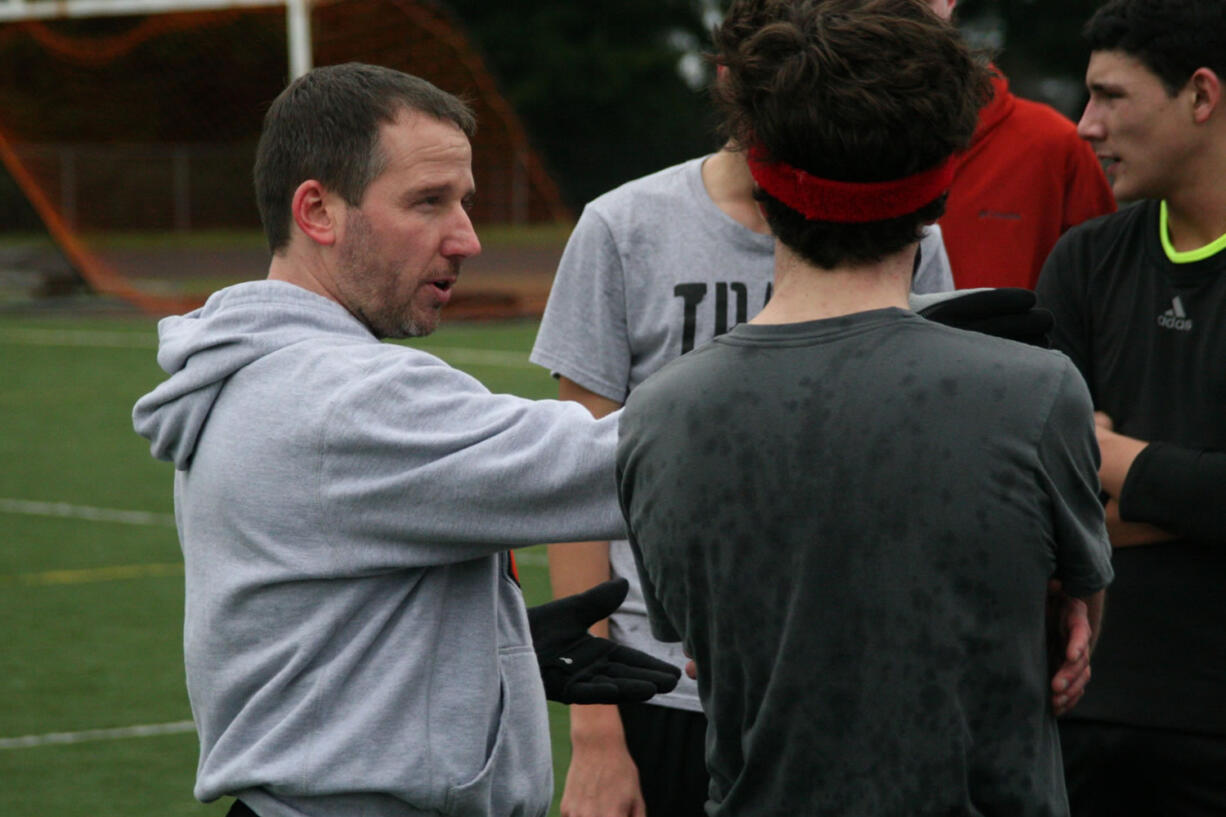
(583, 156), (706, 220)
(304, 342), (492, 435)
(1006, 95), (1082, 144)
(1037, 203), (1154, 295)
(921, 324), (1089, 424)
(1058, 199), (1152, 248)
(994, 94), (1102, 168)
(910, 317), (1071, 381)
(623, 338), (722, 410)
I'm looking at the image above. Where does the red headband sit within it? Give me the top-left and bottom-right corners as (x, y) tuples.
(745, 144), (956, 223)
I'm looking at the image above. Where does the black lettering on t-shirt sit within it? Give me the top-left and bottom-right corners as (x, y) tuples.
(715, 283), (728, 336)
(674, 283), (708, 354)
(714, 282), (749, 337)
(730, 283), (748, 328)
(675, 281), (774, 353)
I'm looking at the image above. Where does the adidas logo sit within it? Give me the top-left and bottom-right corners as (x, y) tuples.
(1157, 296), (1193, 331)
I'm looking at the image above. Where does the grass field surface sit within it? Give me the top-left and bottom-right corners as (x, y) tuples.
(0, 313), (577, 816)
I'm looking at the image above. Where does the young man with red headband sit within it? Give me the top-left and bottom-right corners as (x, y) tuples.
(929, 0), (1116, 290)
(529, 4), (955, 813)
(532, 2), (1089, 814)
(1036, 1), (1226, 813)
(616, 1), (1113, 814)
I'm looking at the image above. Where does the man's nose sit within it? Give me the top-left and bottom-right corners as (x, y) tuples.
(444, 208), (482, 260)
(1077, 101), (1104, 142)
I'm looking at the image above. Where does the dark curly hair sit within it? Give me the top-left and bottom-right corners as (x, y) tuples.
(1084, 0), (1226, 96)
(711, 0), (990, 268)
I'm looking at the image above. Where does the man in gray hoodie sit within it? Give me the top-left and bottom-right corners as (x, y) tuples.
(133, 63), (677, 817)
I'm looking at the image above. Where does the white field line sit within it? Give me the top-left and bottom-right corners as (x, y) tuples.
(4, 563), (552, 750)
(0, 720), (196, 750)
(0, 497), (175, 527)
(0, 497), (548, 572)
(0, 328), (536, 368)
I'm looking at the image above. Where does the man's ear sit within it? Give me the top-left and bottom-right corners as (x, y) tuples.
(1189, 67), (1221, 125)
(291, 179), (340, 247)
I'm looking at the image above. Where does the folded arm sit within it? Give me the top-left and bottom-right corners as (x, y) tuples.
(1093, 413), (1223, 548)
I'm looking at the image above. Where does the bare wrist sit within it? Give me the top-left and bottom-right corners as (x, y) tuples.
(569, 703), (625, 743)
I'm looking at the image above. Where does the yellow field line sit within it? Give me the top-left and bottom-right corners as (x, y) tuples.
(2, 562), (184, 586)
(3, 555), (544, 587)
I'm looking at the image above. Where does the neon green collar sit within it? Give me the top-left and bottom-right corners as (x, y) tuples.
(1160, 200), (1226, 263)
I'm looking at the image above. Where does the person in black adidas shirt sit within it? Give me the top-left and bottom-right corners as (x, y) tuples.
(1035, 2), (1226, 814)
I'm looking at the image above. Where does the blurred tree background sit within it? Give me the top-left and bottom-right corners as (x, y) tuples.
(445, 0), (1106, 212)
(443, 0), (722, 212)
(955, 0), (1103, 118)
(0, 0), (1108, 232)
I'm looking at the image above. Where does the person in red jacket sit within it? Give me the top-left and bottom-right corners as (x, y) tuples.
(930, 0), (1117, 290)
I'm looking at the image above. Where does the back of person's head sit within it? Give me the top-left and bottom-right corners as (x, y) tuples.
(711, 0), (989, 268)
(253, 62), (476, 253)
(1084, 0), (1226, 96)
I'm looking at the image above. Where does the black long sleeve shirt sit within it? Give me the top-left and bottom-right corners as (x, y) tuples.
(1037, 199), (1226, 734)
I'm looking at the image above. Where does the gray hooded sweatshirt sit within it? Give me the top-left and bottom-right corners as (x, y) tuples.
(133, 280), (625, 817)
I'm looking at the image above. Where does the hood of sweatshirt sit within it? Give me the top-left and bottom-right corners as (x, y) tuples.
(971, 67), (1016, 149)
(133, 280), (371, 470)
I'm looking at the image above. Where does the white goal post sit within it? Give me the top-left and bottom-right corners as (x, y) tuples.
(0, 0), (313, 78)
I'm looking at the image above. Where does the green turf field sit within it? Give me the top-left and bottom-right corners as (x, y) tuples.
(0, 313), (577, 816)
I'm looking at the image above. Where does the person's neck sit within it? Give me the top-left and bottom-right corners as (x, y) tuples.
(1161, 135), (1226, 250)
(750, 241), (913, 325)
(267, 245), (340, 304)
(1164, 181), (1226, 252)
(701, 145), (770, 234)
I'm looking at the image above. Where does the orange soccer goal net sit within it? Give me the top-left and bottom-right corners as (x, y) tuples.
(0, 0), (568, 315)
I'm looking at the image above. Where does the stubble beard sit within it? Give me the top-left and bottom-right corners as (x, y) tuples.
(338, 212), (437, 340)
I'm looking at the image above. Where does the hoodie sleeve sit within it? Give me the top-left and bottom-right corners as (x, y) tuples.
(318, 348), (627, 565)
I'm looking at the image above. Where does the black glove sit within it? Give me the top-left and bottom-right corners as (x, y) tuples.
(914, 287), (1054, 348)
(527, 578), (682, 704)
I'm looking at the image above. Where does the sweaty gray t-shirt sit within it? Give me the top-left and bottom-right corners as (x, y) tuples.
(531, 156), (954, 710)
(617, 309), (1113, 815)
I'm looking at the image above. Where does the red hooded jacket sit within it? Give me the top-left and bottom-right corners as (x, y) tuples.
(940, 69), (1116, 290)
